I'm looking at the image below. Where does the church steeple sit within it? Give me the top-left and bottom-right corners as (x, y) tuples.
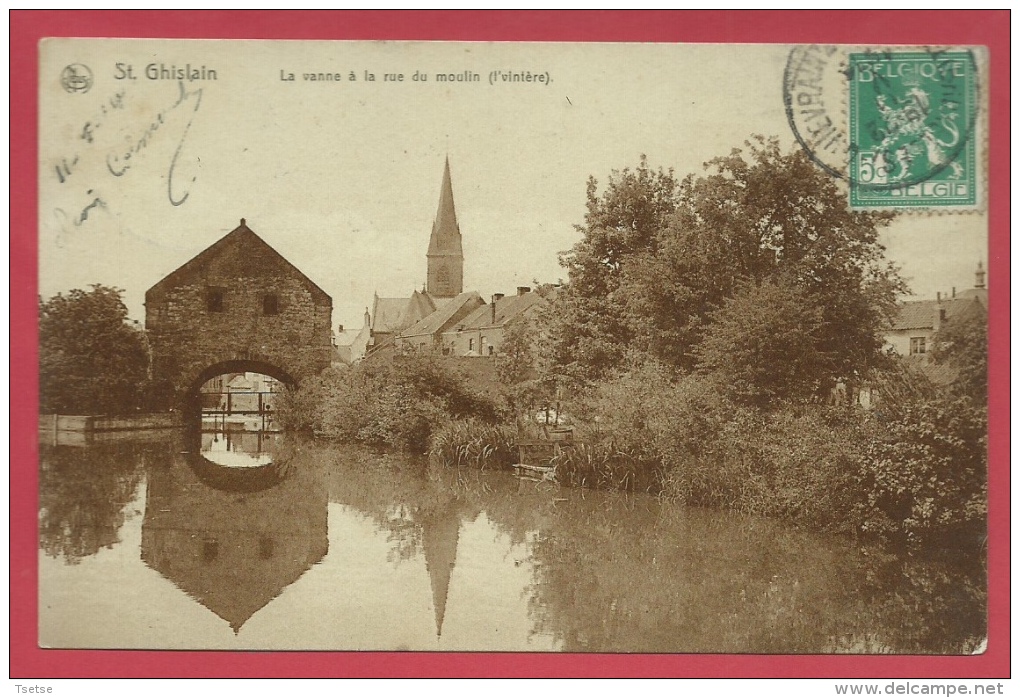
(426, 157), (464, 299)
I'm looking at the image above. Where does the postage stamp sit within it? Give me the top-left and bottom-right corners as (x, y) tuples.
(848, 50), (980, 209)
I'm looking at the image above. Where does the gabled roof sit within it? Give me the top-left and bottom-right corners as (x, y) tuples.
(447, 292), (544, 332)
(427, 158), (463, 258)
(890, 296), (985, 331)
(397, 290), (437, 329)
(146, 220), (331, 305)
(372, 296), (411, 334)
(400, 291), (484, 339)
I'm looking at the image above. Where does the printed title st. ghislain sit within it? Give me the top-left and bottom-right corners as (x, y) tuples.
(114, 63), (218, 81)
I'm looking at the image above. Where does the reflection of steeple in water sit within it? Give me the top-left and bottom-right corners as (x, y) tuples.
(141, 434), (328, 633)
(420, 505), (462, 640)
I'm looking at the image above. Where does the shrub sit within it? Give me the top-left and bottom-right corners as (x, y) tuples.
(853, 396), (987, 548)
(276, 354), (500, 452)
(572, 361), (676, 462)
(428, 418), (517, 470)
(652, 374), (875, 533)
(551, 441), (658, 492)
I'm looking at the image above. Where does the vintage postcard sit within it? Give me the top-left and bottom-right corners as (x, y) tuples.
(30, 32), (998, 670)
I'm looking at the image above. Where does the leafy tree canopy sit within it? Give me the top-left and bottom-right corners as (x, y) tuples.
(694, 280), (829, 407)
(553, 137), (906, 394)
(931, 306), (988, 403)
(39, 284), (149, 414)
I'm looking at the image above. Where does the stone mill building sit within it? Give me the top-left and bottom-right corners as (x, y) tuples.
(144, 219), (333, 409)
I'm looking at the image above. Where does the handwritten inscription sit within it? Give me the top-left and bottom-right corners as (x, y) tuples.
(51, 79), (204, 231)
(106, 80), (203, 206)
(54, 190), (107, 229)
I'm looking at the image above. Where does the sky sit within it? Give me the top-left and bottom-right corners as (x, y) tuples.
(39, 40), (988, 331)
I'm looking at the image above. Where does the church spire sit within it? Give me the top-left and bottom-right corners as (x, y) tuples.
(426, 157), (464, 298)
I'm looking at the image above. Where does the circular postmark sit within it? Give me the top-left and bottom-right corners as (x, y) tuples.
(783, 45), (850, 181)
(61, 63), (93, 94)
(784, 46), (979, 201)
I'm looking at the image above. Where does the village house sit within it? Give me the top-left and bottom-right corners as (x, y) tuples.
(884, 262), (988, 360)
(441, 286), (545, 357)
(396, 291), (485, 352)
(333, 311), (373, 365)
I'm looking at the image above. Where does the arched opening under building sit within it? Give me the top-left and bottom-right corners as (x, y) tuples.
(185, 360), (296, 474)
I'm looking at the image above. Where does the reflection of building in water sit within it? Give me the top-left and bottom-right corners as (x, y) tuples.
(419, 505), (463, 640)
(141, 444), (328, 633)
(201, 427), (278, 468)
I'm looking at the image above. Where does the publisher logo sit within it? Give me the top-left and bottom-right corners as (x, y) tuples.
(61, 64), (93, 94)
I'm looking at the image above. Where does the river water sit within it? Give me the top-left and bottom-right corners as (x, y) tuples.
(38, 428), (986, 653)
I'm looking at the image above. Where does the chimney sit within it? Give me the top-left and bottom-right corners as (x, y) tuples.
(490, 295), (501, 325)
(517, 286), (531, 296)
(975, 261), (986, 289)
(937, 291), (941, 303)
(952, 287), (956, 298)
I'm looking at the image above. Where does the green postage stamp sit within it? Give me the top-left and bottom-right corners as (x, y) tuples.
(848, 50), (980, 209)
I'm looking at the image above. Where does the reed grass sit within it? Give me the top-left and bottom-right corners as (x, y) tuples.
(428, 418), (517, 470)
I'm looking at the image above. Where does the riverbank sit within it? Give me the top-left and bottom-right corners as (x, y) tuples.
(39, 413), (181, 432)
(275, 353), (988, 554)
(39, 413), (181, 447)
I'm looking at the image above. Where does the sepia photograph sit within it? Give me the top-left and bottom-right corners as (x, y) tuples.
(14, 10), (1008, 679)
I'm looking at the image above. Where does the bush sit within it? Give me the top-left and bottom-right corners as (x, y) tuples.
(277, 354), (500, 452)
(572, 361), (676, 461)
(428, 418), (517, 469)
(853, 396), (987, 548)
(551, 361), (987, 553)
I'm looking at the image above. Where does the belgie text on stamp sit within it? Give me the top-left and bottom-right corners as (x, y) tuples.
(848, 50), (980, 210)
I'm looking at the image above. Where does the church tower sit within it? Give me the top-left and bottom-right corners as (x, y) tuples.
(426, 158), (464, 299)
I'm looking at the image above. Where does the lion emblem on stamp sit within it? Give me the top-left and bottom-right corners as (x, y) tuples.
(849, 50), (979, 209)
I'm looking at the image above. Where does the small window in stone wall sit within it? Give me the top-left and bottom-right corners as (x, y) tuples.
(263, 293), (280, 316)
(207, 288), (225, 313)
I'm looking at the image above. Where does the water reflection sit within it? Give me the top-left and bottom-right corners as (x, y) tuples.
(200, 426), (279, 468)
(141, 428), (328, 632)
(38, 434), (986, 652)
(39, 441), (153, 565)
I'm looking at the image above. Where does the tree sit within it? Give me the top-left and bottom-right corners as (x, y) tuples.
(554, 156), (680, 381)
(931, 307), (988, 403)
(556, 137), (906, 392)
(39, 285), (149, 414)
(694, 280), (829, 407)
(496, 317), (536, 387)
